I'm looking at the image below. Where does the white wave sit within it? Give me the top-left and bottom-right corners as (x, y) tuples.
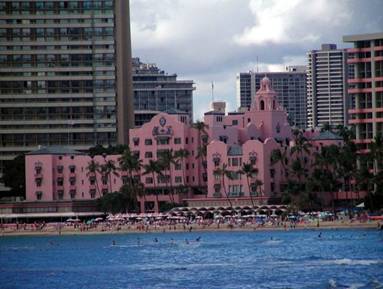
(321, 258), (382, 266)
(328, 278), (337, 288)
(263, 240), (282, 245)
(348, 284), (365, 289)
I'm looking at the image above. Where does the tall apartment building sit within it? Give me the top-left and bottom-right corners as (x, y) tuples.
(343, 32), (383, 150)
(307, 44), (348, 128)
(236, 66), (307, 128)
(0, 0), (133, 192)
(132, 58), (194, 126)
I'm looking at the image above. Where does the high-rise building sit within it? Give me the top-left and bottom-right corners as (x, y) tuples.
(343, 32), (383, 149)
(236, 67), (307, 128)
(0, 0), (133, 192)
(132, 58), (194, 126)
(307, 44), (348, 128)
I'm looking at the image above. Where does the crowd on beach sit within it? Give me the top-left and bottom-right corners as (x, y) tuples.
(0, 211), (380, 235)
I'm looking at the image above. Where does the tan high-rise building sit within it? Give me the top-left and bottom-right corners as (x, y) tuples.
(343, 32), (383, 150)
(0, 0), (133, 193)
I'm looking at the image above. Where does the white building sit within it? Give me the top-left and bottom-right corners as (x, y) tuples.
(307, 44), (348, 128)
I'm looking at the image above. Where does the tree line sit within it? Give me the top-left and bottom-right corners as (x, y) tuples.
(269, 125), (383, 213)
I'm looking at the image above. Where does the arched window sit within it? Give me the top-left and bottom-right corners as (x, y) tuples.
(260, 100), (265, 110)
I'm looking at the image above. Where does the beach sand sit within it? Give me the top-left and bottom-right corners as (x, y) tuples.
(0, 221), (380, 237)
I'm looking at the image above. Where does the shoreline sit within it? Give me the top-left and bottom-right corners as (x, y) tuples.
(0, 221), (379, 237)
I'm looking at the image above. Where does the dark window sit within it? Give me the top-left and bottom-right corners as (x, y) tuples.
(145, 139), (152, 145)
(36, 191), (43, 200)
(57, 178), (64, 186)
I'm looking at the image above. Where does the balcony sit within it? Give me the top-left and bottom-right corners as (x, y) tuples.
(349, 118), (373, 124)
(348, 87), (373, 94)
(347, 57), (371, 64)
(347, 47), (373, 53)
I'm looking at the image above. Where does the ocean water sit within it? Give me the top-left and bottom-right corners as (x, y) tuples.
(0, 229), (382, 289)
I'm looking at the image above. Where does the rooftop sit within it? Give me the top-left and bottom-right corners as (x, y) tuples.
(343, 32), (383, 42)
(311, 131), (343, 141)
(27, 146), (84, 156)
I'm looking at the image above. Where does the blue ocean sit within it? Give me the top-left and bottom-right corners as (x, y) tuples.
(1, 229), (382, 289)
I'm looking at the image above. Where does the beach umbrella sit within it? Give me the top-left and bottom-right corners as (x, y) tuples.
(66, 218), (80, 223)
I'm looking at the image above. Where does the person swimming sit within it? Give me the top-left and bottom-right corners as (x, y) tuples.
(154, 237), (158, 243)
(112, 240), (116, 246)
(318, 232), (322, 238)
(196, 236), (201, 242)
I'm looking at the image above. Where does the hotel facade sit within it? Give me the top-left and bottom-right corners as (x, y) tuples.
(343, 32), (383, 151)
(20, 77), (362, 214)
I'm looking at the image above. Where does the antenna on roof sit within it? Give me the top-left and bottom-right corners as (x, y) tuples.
(256, 56), (259, 73)
(211, 81), (214, 102)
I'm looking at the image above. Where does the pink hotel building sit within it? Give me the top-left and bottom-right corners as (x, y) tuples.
(23, 77), (353, 213)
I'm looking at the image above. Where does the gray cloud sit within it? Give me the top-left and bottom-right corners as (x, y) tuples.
(131, 0), (383, 120)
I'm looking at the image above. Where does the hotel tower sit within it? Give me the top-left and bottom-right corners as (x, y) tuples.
(0, 0), (134, 193)
(343, 32), (383, 151)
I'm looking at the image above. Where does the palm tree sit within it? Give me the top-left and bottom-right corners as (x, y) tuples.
(213, 163), (233, 208)
(270, 147), (289, 176)
(192, 121), (209, 139)
(290, 129), (311, 158)
(158, 149), (176, 205)
(174, 148), (189, 187)
(119, 148), (142, 185)
(370, 134), (383, 178)
(312, 145), (339, 215)
(238, 162), (259, 208)
(320, 122), (332, 132)
(143, 160), (163, 212)
(196, 144), (208, 193)
(119, 148), (142, 209)
(193, 121), (209, 188)
(99, 158), (119, 193)
(86, 158), (101, 197)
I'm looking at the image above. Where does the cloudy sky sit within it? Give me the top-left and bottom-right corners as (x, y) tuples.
(130, 0), (383, 120)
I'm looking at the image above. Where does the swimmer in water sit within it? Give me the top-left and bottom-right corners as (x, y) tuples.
(196, 236), (201, 242)
(318, 232), (322, 238)
(154, 237), (158, 243)
(112, 240), (116, 246)
(185, 239), (189, 245)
